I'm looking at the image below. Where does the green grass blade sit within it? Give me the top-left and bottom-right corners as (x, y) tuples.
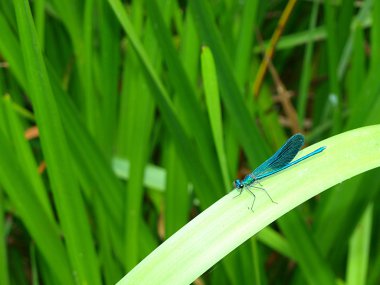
(0, 191), (10, 285)
(233, 0), (259, 85)
(256, 227), (293, 259)
(346, 204), (372, 285)
(117, 126), (380, 285)
(48, 0), (82, 46)
(0, 11), (25, 84)
(121, 48), (155, 270)
(278, 211), (335, 285)
(347, 25), (365, 108)
(83, 0), (97, 134)
(313, 172), (378, 260)
(201, 46), (230, 189)
(164, 139), (190, 237)
(96, 0), (121, 155)
(323, 0), (342, 132)
(163, 5), (199, 238)
(145, 0), (213, 151)
(48, 65), (124, 220)
(179, 9), (200, 85)
(0, 131), (73, 284)
(2, 96), (53, 220)
(116, 0), (159, 270)
(190, 0), (271, 166)
(145, 0), (223, 194)
(33, 0), (45, 47)
(0, 12), (125, 264)
(13, 1), (101, 284)
(107, 0), (220, 207)
(297, 1), (319, 128)
(250, 238), (264, 285)
(368, 224), (380, 285)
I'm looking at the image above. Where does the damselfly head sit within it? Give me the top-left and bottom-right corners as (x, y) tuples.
(233, 179), (244, 189)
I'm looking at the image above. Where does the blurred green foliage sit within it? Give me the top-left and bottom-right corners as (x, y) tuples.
(0, 0), (379, 284)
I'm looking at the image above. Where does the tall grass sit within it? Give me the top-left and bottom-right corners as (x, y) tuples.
(0, 0), (380, 284)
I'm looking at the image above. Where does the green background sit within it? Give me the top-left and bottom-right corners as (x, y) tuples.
(0, 0), (380, 284)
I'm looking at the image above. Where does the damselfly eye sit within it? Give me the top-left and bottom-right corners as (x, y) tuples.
(233, 180), (243, 189)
